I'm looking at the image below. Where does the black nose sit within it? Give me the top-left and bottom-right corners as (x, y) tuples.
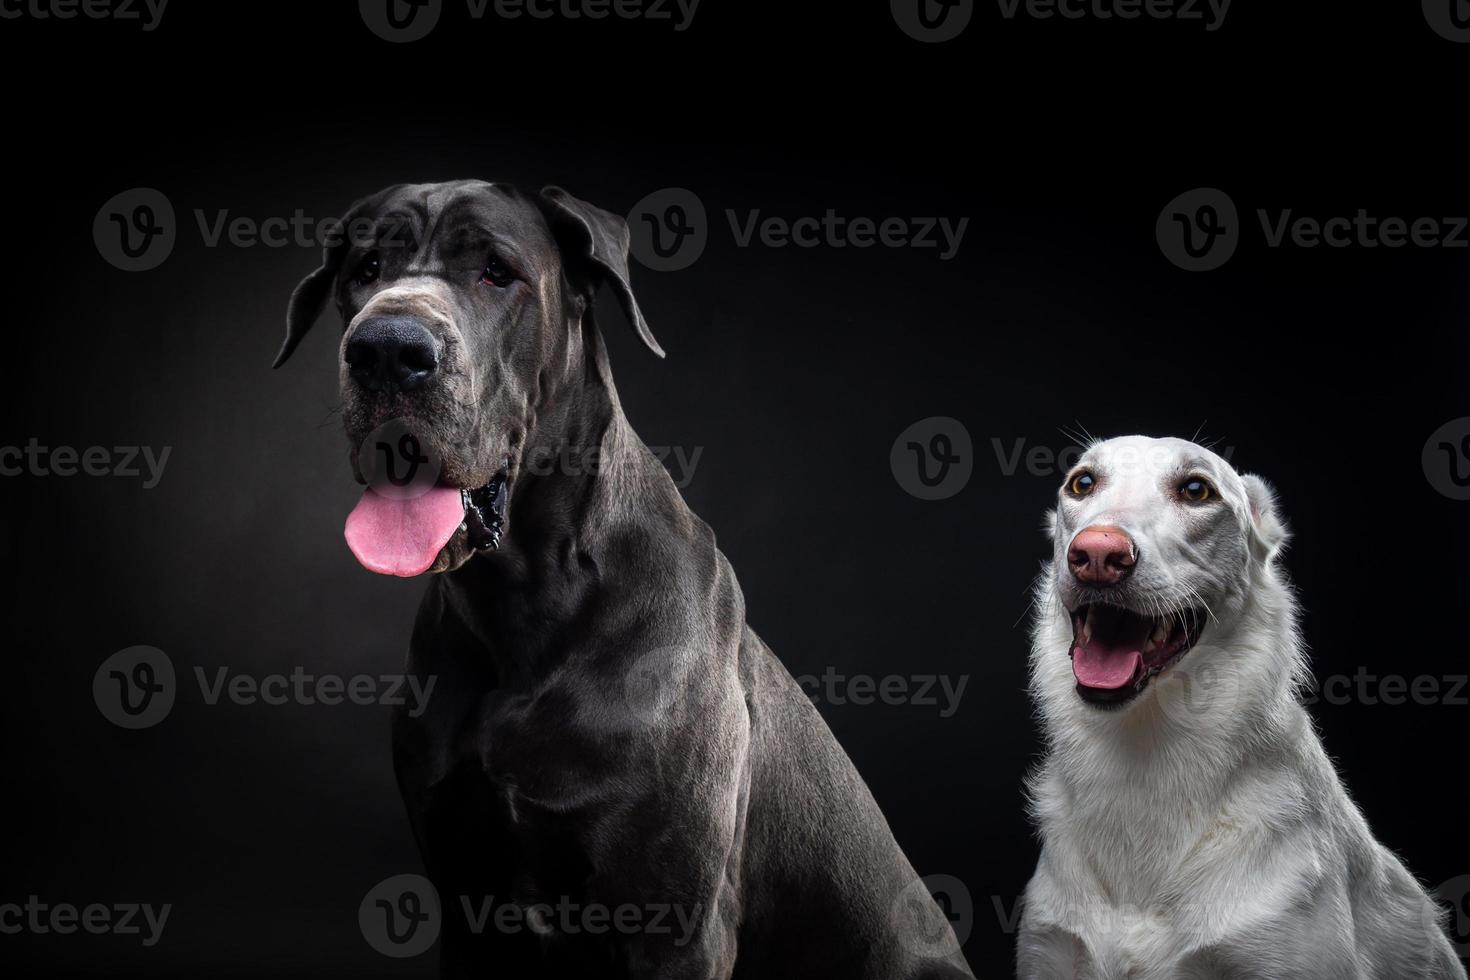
(344, 316), (439, 395)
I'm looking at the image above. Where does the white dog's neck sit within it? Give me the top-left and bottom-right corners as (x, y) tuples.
(1030, 572), (1313, 900)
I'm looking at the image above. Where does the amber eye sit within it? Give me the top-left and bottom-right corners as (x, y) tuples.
(353, 251), (380, 285)
(1180, 477), (1214, 503)
(1067, 471), (1096, 497)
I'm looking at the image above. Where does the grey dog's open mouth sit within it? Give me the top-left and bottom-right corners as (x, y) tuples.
(1069, 604), (1205, 708)
(460, 467), (509, 552)
(344, 455), (512, 577)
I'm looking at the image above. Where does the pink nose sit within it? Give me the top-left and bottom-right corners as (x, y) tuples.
(1068, 525), (1137, 585)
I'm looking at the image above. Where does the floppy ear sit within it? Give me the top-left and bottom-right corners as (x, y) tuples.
(273, 187), (400, 369)
(538, 186), (665, 359)
(1242, 473), (1289, 561)
(273, 239), (347, 368)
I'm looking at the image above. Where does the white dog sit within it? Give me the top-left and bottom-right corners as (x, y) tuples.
(1017, 436), (1464, 979)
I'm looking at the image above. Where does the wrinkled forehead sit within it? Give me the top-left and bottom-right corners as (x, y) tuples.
(1075, 436), (1239, 491)
(353, 181), (556, 266)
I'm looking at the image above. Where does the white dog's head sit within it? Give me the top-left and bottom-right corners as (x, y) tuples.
(1035, 436), (1291, 713)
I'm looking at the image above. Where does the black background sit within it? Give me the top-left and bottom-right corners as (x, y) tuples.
(3, 1), (1468, 976)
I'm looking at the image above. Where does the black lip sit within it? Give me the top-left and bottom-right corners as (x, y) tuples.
(1068, 603), (1206, 709)
(461, 463), (509, 551)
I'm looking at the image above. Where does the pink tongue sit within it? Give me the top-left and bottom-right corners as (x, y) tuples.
(344, 486), (465, 577)
(1072, 643), (1145, 690)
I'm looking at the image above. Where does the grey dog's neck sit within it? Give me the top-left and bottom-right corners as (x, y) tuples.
(433, 332), (680, 679)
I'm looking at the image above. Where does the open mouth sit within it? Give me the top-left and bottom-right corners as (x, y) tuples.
(343, 459), (510, 577)
(1069, 603), (1204, 707)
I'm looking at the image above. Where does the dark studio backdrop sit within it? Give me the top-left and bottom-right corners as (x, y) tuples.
(2, 2), (1468, 977)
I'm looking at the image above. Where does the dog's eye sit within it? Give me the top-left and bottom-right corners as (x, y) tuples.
(1179, 477), (1215, 503)
(481, 255), (515, 288)
(1067, 471), (1096, 497)
(354, 252), (381, 286)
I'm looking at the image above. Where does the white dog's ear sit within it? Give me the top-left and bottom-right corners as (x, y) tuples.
(1242, 474), (1289, 560)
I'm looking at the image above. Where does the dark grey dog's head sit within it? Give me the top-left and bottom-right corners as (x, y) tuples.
(274, 180), (663, 577)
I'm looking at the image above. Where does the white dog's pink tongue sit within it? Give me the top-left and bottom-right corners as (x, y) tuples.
(344, 486), (464, 577)
(1072, 643), (1144, 690)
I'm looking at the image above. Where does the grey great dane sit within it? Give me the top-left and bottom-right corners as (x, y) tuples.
(274, 180), (973, 979)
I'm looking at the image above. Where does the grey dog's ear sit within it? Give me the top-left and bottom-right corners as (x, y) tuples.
(273, 188), (400, 369)
(1242, 473), (1289, 561)
(273, 238), (346, 368)
(538, 186), (665, 359)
